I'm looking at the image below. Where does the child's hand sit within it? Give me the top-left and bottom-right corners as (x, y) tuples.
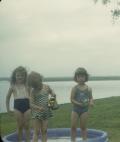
(89, 101), (94, 107)
(48, 97), (55, 108)
(8, 110), (13, 116)
(38, 106), (45, 111)
(82, 102), (89, 107)
(78, 102), (83, 107)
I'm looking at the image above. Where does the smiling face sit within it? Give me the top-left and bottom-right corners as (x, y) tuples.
(15, 72), (26, 84)
(74, 67), (88, 83)
(76, 74), (86, 84)
(10, 66), (27, 85)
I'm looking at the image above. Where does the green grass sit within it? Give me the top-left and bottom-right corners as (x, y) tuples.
(1, 96), (120, 142)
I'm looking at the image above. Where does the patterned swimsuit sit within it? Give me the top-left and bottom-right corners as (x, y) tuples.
(72, 86), (91, 116)
(31, 89), (53, 120)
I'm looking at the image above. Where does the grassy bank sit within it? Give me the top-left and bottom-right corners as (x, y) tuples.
(1, 96), (120, 142)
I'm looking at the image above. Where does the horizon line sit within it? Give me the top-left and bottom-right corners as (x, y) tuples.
(1, 75), (120, 82)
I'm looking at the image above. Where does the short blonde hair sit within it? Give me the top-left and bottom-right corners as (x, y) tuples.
(27, 71), (43, 87)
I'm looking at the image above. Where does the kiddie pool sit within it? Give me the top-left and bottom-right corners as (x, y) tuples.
(3, 128), (109, 142)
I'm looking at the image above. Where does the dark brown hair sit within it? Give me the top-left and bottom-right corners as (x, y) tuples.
(74, 67), (89, 82)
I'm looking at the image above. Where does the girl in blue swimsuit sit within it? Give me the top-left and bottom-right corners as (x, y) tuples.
(70, 67), (94, 142)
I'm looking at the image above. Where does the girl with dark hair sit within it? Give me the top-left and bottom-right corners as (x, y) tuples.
(71, 67), (94, 142)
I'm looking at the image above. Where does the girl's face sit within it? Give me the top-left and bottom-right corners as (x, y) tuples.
(15, 72), (25, 83)
(76, 74), (86, 84)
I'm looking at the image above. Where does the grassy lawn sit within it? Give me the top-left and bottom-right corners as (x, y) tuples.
(1, 96), (120, 142)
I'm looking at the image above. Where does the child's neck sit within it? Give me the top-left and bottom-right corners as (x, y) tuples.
(78, 82), (85, 86)
(34, 85), (43, 91)
(77, 83), (87, 90)
(15, 82), (24, 86)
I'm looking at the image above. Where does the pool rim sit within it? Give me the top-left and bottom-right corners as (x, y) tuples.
(3, 128), (108, 142)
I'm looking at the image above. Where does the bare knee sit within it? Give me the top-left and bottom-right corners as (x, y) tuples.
(71, 125), (77, 132)
(17, 125), (23, 132)
(80, 126), (87, 131)
(41, 128), (47, 135)
(35, 128), (40, 136)
(24, 122), (30, 130)
(33, 129), (39, 142)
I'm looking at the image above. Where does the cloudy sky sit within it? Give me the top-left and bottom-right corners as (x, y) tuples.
(0, 0), (120, 77)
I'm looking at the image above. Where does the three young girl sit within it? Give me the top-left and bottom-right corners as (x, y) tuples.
(6, 66), (94, 142)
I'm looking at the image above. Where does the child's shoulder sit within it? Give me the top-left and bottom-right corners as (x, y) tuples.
(87, 85), (92, 91)
(72, 84), (79, 91)
(86, 85), (92, 93)
(9, 84), (15, 90)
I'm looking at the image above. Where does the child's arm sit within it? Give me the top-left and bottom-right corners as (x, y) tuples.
(70, 87), (83, 107)
(47, 85), (56, 98)
(47, 85), (59, 109)
(6, 86), (13, 113)
(88, 87), (94, 107)
(27, 86), (31, 97)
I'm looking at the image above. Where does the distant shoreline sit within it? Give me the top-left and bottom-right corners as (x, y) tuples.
(1, 76), (120, 82)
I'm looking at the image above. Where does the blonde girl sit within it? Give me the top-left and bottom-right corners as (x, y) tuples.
(27, 71), (56, 142)
(6, 66), (31, 142)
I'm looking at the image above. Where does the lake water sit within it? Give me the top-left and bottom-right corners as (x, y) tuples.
(0, 80), (120, 113)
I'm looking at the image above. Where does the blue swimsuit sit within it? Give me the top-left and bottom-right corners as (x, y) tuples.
(72, 87), (91, 116)
(14, 98), (30, 113)
(13, 85), (30, 113)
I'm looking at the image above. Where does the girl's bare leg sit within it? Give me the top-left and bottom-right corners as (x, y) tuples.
(80, 112), (89, 140)
(32, 119), (41, 142)
(41, 120), (48, 142)
(24, 109), (31, 142)
(14, 110), (24, 142)
(71, 111), (79, 142)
